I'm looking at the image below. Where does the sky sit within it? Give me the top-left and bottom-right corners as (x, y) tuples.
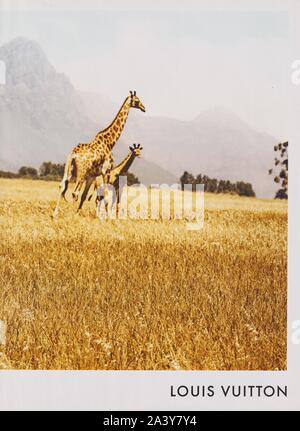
(0, 0), (290, 140)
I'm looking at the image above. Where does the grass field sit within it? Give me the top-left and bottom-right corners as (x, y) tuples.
(0, 178), (287, 370)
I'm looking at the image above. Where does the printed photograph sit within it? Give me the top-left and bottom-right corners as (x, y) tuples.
(0, 1), (287, 370)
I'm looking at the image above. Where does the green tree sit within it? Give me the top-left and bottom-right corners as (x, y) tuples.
(18, 166), (38, 177)
(39, 162), (52, 176)
(208, 178), (218, 193)
(217, 179), (226, 193)
(39, 162), (65, 178)
(236, 181), (255, 197)
(126, 172), (140, 186)
(269, 141), (288, 199)
(180, 171), (195, 191)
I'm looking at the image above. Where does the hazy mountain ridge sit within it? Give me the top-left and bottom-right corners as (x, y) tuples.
(0, 37), (278, 196)
(81, 95), (278, 196)
(0, 37), (176, 185)
(120, 108), (278, 197)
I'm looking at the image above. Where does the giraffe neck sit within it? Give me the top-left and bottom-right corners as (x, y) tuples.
(112, 152), (136, 176)
(95, 97), (131, 150)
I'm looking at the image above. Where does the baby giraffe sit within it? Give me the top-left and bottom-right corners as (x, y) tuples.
(91, 143), (143, 217)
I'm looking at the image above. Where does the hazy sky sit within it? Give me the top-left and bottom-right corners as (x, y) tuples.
(0, 1), (289, 140)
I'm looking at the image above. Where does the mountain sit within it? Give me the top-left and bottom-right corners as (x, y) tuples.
(0, 37), (176, 185)
(120, 107), (278, 197)
(0, 37), (279, 196)
(0, 37), (93, 168)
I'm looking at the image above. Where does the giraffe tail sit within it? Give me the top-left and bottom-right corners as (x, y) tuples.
(61, 153), (76, 201)
(62, 187), (68, 202)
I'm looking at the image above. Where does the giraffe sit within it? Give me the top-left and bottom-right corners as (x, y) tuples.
(90, 143), (143, 217)
(53, 91), (145, 217)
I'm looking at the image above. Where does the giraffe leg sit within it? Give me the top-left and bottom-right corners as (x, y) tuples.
(115, 187), (120, 218)
(61, 157), (75, 201)
(104, 196), (109, 214)
(96, 195), (105, 218)
(95, 175), (105, 206)
(88, 177), (100, 202)
(102, 174), (111, 215)
(72, 181), (80, 201)
(108, 185), (118, 216)
(53, 154), (74, 217)
(72, 178), (84, 201)
(96, 187), (109, 216)
(77, 178), (93, 212)
(88, 183), (96, 201)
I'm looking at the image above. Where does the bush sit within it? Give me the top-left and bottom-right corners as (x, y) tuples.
(18, 166), (38, 177)
(39, 162), (65, 178)
(0, 170), (19, 178)
(126, 172), (140, 186)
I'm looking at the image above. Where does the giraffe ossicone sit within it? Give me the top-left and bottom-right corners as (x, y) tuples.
(53, 91), (146, 217)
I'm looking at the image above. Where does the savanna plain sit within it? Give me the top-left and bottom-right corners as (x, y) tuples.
(0, 178), (287, 370)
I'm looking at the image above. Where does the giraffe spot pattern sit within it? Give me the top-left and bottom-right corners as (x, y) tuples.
(68, 96), (133, 193)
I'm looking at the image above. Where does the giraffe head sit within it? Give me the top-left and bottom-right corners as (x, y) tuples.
(129, 143), (143, 158)
(129, 90), (146, 112)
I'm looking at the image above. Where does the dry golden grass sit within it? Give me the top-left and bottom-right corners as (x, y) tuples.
(0, 178), (287, 370)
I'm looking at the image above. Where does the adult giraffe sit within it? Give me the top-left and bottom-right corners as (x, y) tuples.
(53, 91), (145, 217)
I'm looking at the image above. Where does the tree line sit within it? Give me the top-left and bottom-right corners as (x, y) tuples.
(0, 162), (65, 181)
(180, 172), (256, 197)
(0, 161), (140, 186)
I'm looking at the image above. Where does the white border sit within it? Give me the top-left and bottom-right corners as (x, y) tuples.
(0, 0), (299, 411)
